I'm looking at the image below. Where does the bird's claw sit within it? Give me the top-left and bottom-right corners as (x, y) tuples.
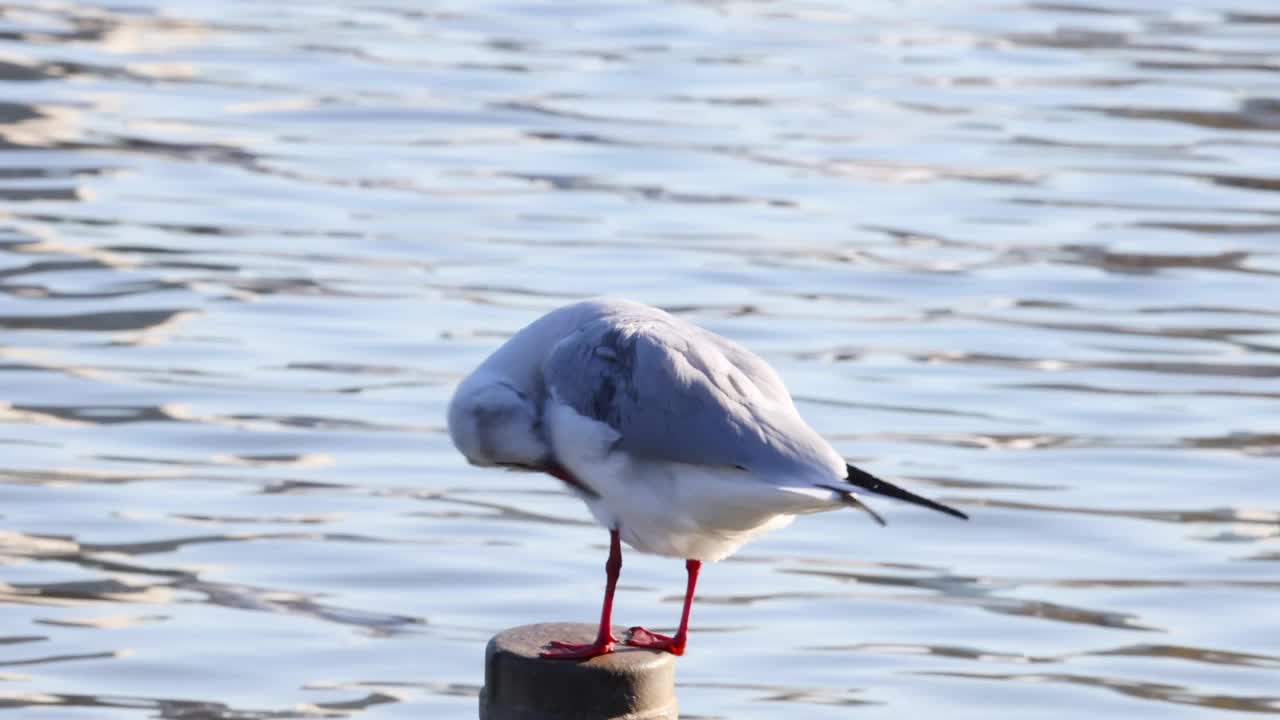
(625, 626), (686, 656)
(539, 636), (618, 660)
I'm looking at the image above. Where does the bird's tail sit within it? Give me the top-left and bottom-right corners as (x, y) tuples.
(842, 464), (969, 521)
(818, 483), (888, 526)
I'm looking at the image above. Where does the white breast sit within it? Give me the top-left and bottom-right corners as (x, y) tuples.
(545, 400), (838, 561)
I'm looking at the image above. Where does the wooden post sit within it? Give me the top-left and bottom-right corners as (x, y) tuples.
(481, 623), (678, 720)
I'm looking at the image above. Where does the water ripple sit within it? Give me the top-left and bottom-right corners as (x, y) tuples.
(916, 670), (1280, 715)
(1, 0), (1277, 717)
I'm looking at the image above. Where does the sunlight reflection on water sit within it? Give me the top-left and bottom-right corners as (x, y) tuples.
(1, 0), (1278, 718)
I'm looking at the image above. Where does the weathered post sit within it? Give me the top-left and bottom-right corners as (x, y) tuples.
(481, 623), (678, 720)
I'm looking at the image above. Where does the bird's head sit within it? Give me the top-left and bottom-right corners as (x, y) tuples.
(447, 373), (549, 469)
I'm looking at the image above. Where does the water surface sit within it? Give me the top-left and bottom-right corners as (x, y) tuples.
(1, 0), (1278, 718)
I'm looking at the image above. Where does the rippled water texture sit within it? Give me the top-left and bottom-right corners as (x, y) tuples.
(2, 0), (1278, 717)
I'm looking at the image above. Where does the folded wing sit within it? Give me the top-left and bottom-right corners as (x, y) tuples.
(542, 316), (808, 472)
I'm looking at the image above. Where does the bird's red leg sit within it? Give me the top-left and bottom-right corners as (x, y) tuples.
(626, 559), (701, 656)
(540, 529), (622, 659)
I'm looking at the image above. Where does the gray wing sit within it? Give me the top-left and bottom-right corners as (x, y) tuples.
(696, 328), (791, 403)
(542, 316), (800, 469)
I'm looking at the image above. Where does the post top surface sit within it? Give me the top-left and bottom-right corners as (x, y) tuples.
(490, 623), (675, 671)
(482, 623), (678, 720)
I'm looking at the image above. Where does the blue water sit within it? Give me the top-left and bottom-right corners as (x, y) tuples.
(1, 1), (1278, 717)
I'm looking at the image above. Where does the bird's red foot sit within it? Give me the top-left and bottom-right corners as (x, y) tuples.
(539, 636), (617, 660)
(625, 626), (686, 656)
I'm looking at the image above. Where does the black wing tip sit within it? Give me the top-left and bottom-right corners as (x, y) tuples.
(932, 502), (970, 521)
(845, 463), (969, 522)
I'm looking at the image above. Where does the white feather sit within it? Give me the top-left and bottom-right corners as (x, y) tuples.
(545, 400), (837, 561)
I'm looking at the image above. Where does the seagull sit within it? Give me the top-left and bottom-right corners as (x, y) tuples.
(448, 298), (966, 659)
